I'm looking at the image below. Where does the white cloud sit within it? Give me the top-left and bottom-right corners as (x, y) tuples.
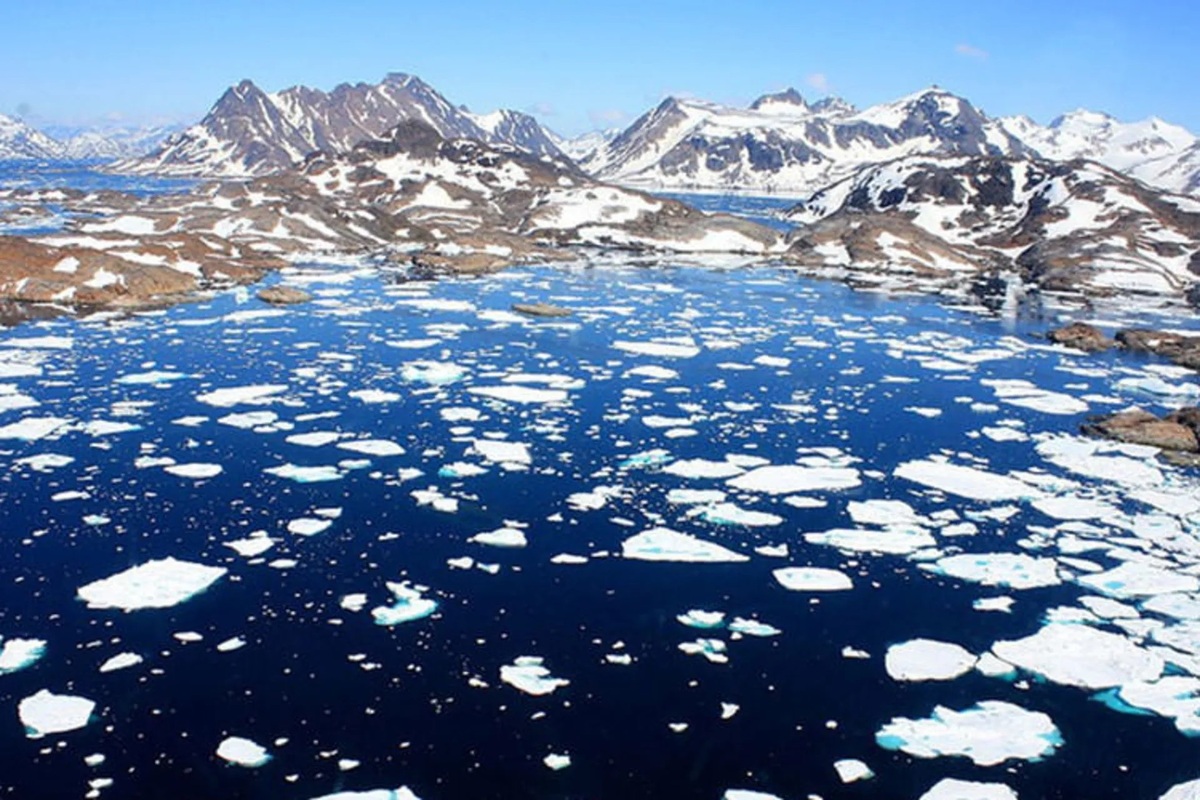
(955, 43), (989, 60)
(806, 73), (830, 92)
(588, 108), (630, 127)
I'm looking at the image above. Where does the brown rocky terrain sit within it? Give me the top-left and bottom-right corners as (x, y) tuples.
(1047, 321), (1200, 371)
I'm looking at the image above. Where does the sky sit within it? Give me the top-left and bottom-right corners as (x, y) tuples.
(2, 0), (1198, 136)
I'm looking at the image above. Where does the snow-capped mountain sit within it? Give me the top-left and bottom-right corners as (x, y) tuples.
(1000, 109), (1199, 194)
(0, 113), (65, 160)
(783, 155), (1200, 299)
(51, 124), (186, 160)
(122, 73), (563, 176)
(550, 127), (620, 164)
(580, 87), (1034, 195)
(583, 87), (1200, 198)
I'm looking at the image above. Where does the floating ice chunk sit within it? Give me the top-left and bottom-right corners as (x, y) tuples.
(992, 623), (1163, 689)
(1112, 676), (1200, 736)
(927, 553), (1061, 590)
(0, 416), (70, 441)
(613, 340), (700, 358)
(663, 459), (745, 479)
(773, 567), (853, 592)
(626, 365), (679, 380)
(885, 639), (977, 682)
(728, 464), (861, 494)
(1032, 495), (1120, 521)
(918, 778), (1019, 800)
(981, 379), (1089, 415)
(847, 499), (924, 527)
(550, 553), (588, 565)
(1036, 436), (1163, 488)
(308, 789), (422, 800)
(668, 489), (728, 505)
(543, 753), (571, 770)
(729, 617), (781, 637)
(469, 527), (528, 548)
(566, 486), (620, 511)
(371, 582), (437, 626)
(337, 439), (405, 457)
(264, 464), (342, 483)
(116, 370), (190, 385)
(679, 638), (729, 664)
(77, 557), (226, 611)
(341, 593), (369, 612)
(349, 389), (402, 404)
(216, 737), (271, 767)
(98, 652), (142, 673)
(217, 637), (246, 652)
(833, 758), (874, 783)
(19, 689), (96, 738)
(469, 386), (567, 404)
(722, 790), (784, 800)
(224, 534), (275, 557)
(677, 610), (726, 629)
(895, 460), (1041, 502)
(1144, 594), (1200, 622)
(218, 411), (278, 429)
(1078, 562), (1200, 599)
(401, 360), (468, 385)
(471, 438), (531, 466)
(0, 638), (46, 674)
(619, 449), (672, 469)
(974, 597), (1015, 613)
(196, 384), (288, 407)
(701, 503), (782, 527)
(875, 700), (1062, 766)
(288, 517), (332, 536)
(501, 656), (570, 696)
(164, 463), (223, 479)
(805, 527), (936, 555)
(621, 527), (749, 563)
(14, 453), (74, 472)
(1116, 376), (1200, 401)
(754, 543), (789, 558)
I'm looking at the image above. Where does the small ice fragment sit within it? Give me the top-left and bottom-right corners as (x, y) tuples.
(833, 758), (874, 783)
(98, 652), (142, 673)
(196, 384), (288, 408)
(340, 594), (368, 611)
(0, 638), (46, 674)
(469, 527), (528, 548)
(371, 582), (437, 626)
(679, 638), (728, 663)
(728, 618), (780, 637)
(288, 517), (332, 536)
(677, 610), (726, 629)
(163, 463), (223, 479)
(974, 596), (1015, 613)
(216, 736), (271, 767)
(264, 464), (342, 483)
(773, 567), (853, 592)
(216, 637), (246, 652)
(543, 753), (571, 770)
(501, 656), (570, 696)
(720, 703), (740, 720)
(19, 689), (95, 738)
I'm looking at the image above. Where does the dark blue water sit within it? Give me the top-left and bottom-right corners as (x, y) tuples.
(0, 261), (1196, 800)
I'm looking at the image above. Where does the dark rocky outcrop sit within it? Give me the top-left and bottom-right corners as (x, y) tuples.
(1083, 407), (1200, 453)
(257, 286), (312, 305)
(512, 302), (572, 318)
(1047, 322), (1114, 353)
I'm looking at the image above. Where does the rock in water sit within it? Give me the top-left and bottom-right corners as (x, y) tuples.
(256, 286), (312, 305)
(1082, 408), (1200, 453)
(1047, 322), (1113, 353)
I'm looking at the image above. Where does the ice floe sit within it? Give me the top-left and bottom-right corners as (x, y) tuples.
(833, 758), (874, 783)
(727, 463), (861, 494)
(895, 459), (1041, 501)
(926, 553), (1061, 590)
(76, 558), (228, 611)
(216, 736), (271, 767)
(196, 384), (288, 407)
(371, 582), (437, 626)
(500, 656), (570, 696)
(875, 700), (1062, 766)
(885, 639), (978, 682)
(19, 689), (96, 738)
(919, 778), (1019, 800)
(991, 623), (1163, 689)
(98, 652), (143, 673)
(621, 528), (749, 563)
(773, 567), (853, 592)
(0, 637), (46, 674)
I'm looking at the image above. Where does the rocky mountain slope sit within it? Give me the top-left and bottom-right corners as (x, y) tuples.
(581, 87), (1200, 198)
(122, 73), (564, 177)
(782, 155), (1200, 300)
(0, 114), (65, 160)
(579, 87), (1035, 195)
(0, 119), (779, 309)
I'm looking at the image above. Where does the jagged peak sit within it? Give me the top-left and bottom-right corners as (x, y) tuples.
(750, 88), (808, 111)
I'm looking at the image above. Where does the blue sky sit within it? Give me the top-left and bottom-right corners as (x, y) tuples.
(3, 0), (1197, 136)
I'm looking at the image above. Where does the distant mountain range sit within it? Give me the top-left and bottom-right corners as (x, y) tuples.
(3, 73), (1198, 202)
(120, 73), (565, 176)
(571, 87), (1200, 197)
(0, 114), (183, 160)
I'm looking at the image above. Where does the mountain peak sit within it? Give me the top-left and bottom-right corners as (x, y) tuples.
(750, 88), (808, 111)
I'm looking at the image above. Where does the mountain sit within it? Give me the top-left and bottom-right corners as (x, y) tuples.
(1000, 109), (1199, 194)
(551, 127), (620, 164)
(782, 155), (1200, 300)
(581, 87), (1034, 195)
(50, 124), (186, 160)
(0, 113), (64, 160)
(122, 73), (563, 177)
